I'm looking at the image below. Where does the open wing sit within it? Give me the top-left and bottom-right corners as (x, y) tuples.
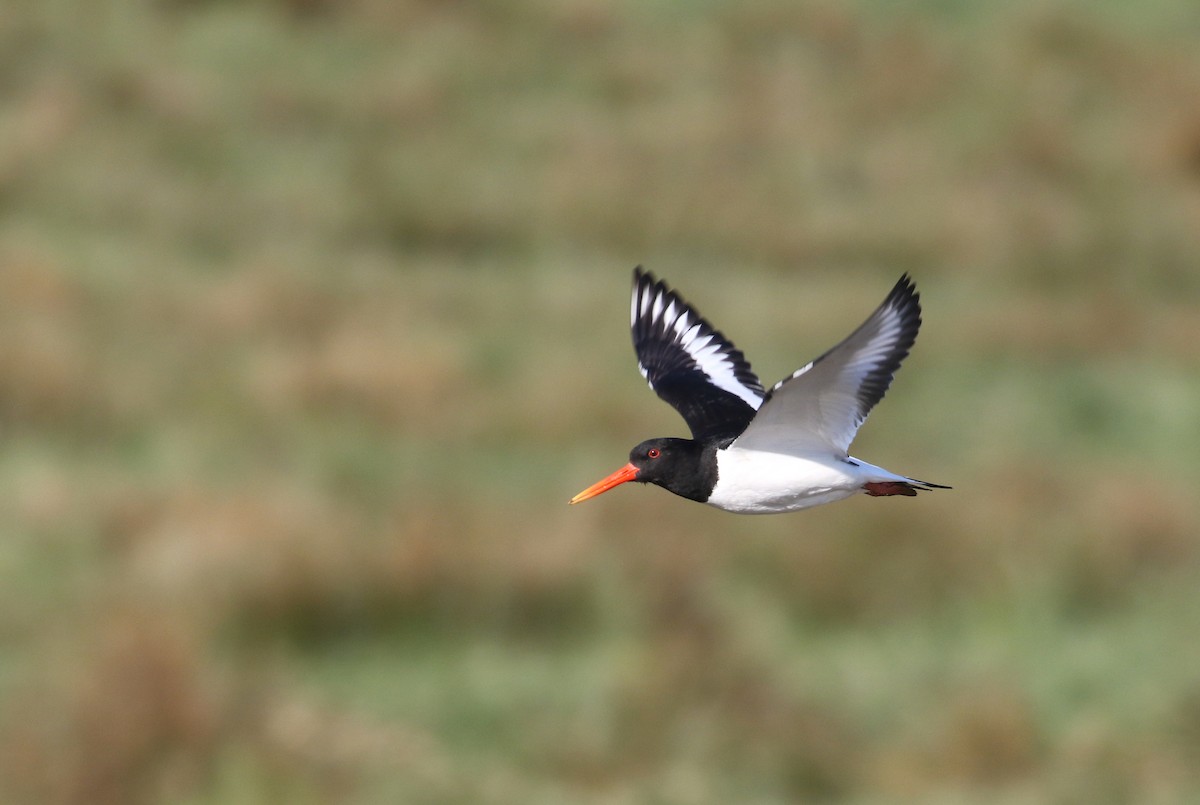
(731, 275), (921, 456)
(631, 267), (765, 441)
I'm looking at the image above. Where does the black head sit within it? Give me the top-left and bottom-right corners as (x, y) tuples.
(626, 436), (687, 480)
(570, 437), (715, 505)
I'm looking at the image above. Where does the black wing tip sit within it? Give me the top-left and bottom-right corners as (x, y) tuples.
(885, 273), (923, 345)
(888, 273), (921, 314)
(845, 273), (926, 416)
(632, 266), (670, 311)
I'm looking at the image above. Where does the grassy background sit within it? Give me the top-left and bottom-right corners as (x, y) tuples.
(2, 0), (1200, 802)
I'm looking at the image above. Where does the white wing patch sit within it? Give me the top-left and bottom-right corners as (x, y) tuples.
(769, 360), (815, 392)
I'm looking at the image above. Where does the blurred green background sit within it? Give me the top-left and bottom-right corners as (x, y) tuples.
(2, 0), (1200, 802)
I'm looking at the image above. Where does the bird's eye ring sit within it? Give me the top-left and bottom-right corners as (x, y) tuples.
(647, 448), (660, 459)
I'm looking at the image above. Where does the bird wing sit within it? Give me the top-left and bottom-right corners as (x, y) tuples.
(731, 275), (921, 456)
(631, 267), (765, 441)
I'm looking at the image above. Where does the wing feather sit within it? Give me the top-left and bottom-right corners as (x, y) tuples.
(631, 268), (765, 441)
(732, 275), (921, 455)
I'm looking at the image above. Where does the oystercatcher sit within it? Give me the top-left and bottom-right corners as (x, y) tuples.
(570, 268), (949, 514)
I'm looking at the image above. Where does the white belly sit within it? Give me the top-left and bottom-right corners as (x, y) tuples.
(706, 448), (877, 514)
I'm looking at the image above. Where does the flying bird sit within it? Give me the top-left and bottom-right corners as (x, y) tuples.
(570, 268), (949, 514)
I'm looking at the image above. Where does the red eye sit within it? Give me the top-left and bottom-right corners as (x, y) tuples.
(647, 448), (660, 459)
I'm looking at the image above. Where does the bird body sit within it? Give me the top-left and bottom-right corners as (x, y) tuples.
(570, 269), (949, 514)
(707, 451), (920, 515)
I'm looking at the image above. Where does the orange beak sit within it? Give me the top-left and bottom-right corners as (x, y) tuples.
(569, 463), (640, 504)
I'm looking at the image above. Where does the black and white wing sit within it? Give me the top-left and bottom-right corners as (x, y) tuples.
(732, 275), (921, 456)
(631, 267), (766, 441)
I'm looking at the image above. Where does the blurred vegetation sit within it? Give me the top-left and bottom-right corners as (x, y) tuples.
(2, 0), (1200, 802)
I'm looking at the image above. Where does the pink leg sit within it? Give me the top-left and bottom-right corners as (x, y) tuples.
(863, 482), (918, 497)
